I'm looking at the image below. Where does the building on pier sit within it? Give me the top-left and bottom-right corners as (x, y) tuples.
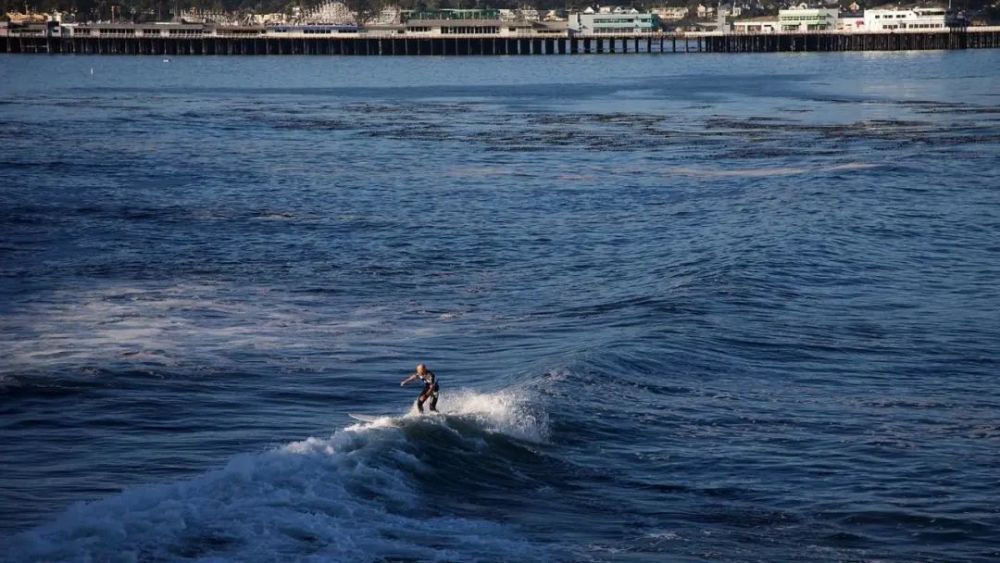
(267, 24), (360, 35)
(5, 20), (551, 39)
(402, 9), (502, 23)
(863, 7), (947, 31)
(406, 19), (501, 35)
(61, 23), (210, 38)
(730, 4), (953, 34)
(732, 16), (780, 33)
(56, 22), (363, 38)
(3, 21), (59, 37)
(391, 8), (537, 35)
(401, 18), (532, 35)
(777, 5), (839, 31)
(569, 7), (659, 34)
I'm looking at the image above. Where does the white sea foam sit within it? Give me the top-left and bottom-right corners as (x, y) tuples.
(441, 388), (550, 443)
(0, 282), (444, 374)
(662, 162), (878, 179)
(665, 165), (808, 178)
(5, 389), (550, 562)
(824, 162), (880, 172)
(346, 388), (550, 444)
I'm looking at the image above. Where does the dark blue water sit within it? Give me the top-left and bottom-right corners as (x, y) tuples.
(1, 51), (999, 562)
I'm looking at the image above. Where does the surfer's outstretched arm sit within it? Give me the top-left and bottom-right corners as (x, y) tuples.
(400, 373), (419, 386)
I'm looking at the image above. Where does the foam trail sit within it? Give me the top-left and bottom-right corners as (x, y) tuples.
(5, 390), (552, 562)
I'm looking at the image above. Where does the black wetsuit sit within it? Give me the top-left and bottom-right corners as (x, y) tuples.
(416, 371), (439, 413)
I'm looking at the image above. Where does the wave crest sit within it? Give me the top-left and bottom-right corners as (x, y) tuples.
(6, 390), (551, 562)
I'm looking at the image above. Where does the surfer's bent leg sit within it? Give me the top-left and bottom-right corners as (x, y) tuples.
(429, 383), (439, 412)
(416, 389), (428, 413)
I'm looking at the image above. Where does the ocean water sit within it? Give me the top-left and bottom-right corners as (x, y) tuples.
(1, 51), (999, 562)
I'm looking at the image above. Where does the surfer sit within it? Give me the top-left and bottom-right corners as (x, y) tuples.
(400, 363), (439, 413)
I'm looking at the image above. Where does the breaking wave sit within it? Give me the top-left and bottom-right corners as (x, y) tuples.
(4, 390), (554, 562)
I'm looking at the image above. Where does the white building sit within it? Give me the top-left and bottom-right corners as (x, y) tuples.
(569, 7), (658, 33)
(732, 16), (780, 33)
(733, 4), (950, 33)
(401, 18), (533, 36)
(862, 7), (946, 31)
(778, 4), (838, 31)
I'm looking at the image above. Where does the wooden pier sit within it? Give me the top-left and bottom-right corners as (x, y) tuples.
(697, 28), (1000, 52)
(2, 29), (999, 56)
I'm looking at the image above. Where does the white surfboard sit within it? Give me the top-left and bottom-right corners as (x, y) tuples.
(349, 412), (438, 423)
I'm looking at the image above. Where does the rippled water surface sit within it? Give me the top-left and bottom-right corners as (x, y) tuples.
(1, 51), (999, 562)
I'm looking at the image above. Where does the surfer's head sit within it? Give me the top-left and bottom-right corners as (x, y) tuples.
(416, 363), (428, 374)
